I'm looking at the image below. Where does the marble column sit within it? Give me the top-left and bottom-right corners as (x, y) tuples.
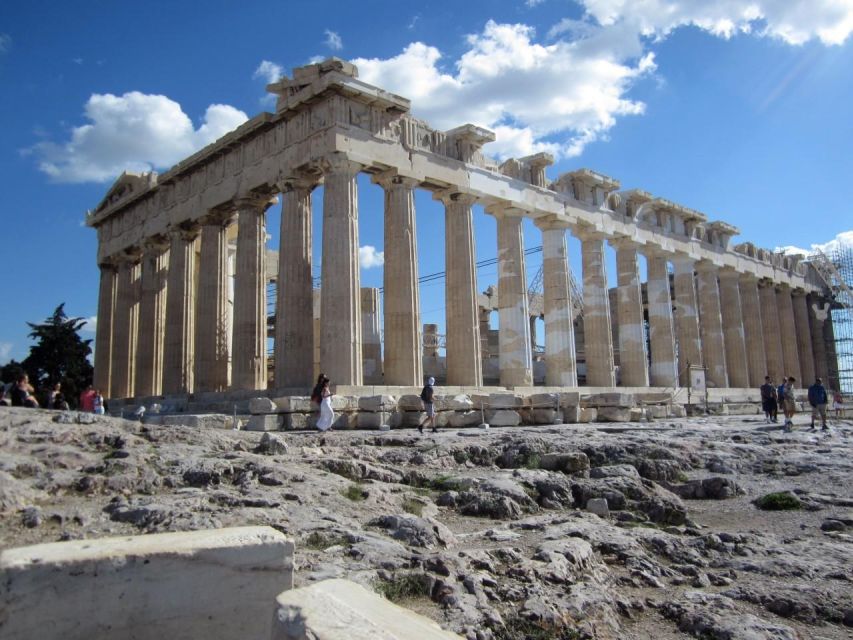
(718, 268), (748, 388)
(808, 294), (830, 382)
(575, 229), (615, 387)
(320, 154), (363, 386)
(361, 288), (383, 384)
(492, 207), (533, 387)
(377, 175), (422, 386)
(110, 251), (141, 399)
(194, 211), (233, 393)
(536, 219), (577, 387)
(792, 290), (815, 385)
(696, 262), (728, 387)
(738, 274), (767, 387)
(93, 261), (117, 395)
(776, 284), (801, 381)
(162, 225), (199, 395)
(231, 197), (270, 391)
(673, 257), (702, 386)
(275, 179), (316, 389)
(646, 250), (678, 388)
(135, 237), (169, 397)
(441, 192), (482, 386)
(611, 239), (648, 387)
(759, 281), (784, 380)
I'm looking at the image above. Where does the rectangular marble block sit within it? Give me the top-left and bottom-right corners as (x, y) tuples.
(0, 526), (294, 640)
(246, 414), (282, 431)
(271, 578), (463, 640)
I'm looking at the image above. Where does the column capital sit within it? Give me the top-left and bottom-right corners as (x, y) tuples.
(371, 170), (420, 191)
(640, 244), (673, 259)
(168, 222), (201, 243)
(484, 201), (525, 219)
(199, 208), (237, 228)
(776, 281), (792, 293)
(694, 259), (720, 274)
(142, 234), (170, 254)
(738, 271), (759, 284)
(321, 152), (364, 178)
(717, 266), (742, 281)
(791, 287), (808, 297)
(234, 194), (277, 213)
(608, 235), (640, 251)
(433, 189), (478, 207)
(533, 215), (571, 231)
(114, 246), (143, 265)
(98, 257), (119, 270)
(276, 166), (323, 193)
(572, 225), (606, 242)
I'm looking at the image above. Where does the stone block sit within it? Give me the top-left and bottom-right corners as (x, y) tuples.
(0, 526), (293, 640)
(596, 406), (632, 422)
(588, 393), (634, 408)
(578, 407), (597, 423)
(246, 414), (281, 432)
(586, 498), (610, 517)
(330, 395), (355, 411)
(488, 393), (523, 409)
(358, 395), (396, 412)
(331, 413), (358, 429)
(448, 410), (482, 427)
(529, 393), (558, 408)
(272, 396), (315, 413)
(532, 409), (559, 424)
(669, 405), (687, 418)
(249, 397), (277, 415)
(282, 413), (317, 430)
(562, 405), (581, 424)
(629, 408), (645, 421)
(357, 412), (391, 429)
(155, 414), (234, 430)
(399, 411), (427, 427)
(647, 405), (669, 418)
(558, 391), (581, 407)
(434, 394), (474, 411)
(540, 452), (590, 474)
(486, 409), (521, 426)
(398, 394), (425, 411)
(272, 578), (463, 639)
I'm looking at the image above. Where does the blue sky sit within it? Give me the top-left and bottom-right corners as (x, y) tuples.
(1, 0), (852, 363)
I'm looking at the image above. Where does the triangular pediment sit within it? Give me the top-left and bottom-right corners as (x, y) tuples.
(94, 171), (157, 215)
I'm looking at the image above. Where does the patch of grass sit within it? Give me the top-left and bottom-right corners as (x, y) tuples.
(429, 475), (468, 492)
(341, 483), (367, 502)
(402, 497), (424, 517)
(674, 470), (690, 483)
(754, 491), (802, 511)
(522, 452), (542, 469)
(453, 450), (470, 464)
(412, 487), (433, 497)
(374, 573), (432, 603)
(303, 531), (349, 550)
(492, 616), (581, 640)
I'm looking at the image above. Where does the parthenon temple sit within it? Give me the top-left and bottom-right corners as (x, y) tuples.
(87, 58), (836, 404)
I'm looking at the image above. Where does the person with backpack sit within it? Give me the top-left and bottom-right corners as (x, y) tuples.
(418, 376), (436, 434)
(807, 377), (829, 431)
(760, 376), (778, 423)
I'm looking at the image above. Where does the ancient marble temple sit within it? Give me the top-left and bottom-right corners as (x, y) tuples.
(87, 58), (832, 401)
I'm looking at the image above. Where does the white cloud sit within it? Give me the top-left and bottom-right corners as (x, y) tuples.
(359, 245), (385, 269)
(0, 342), (12, 361)
(253, 60), (283, 84)
(778, 230), (853, 256)
(29, 92), (248, 183)
(0, 33), (11, 53)
(579, 0), (853, 45)
(325, 29), (343, 51)
(526, 0), (547, 6)
(81, 316), (97, 334)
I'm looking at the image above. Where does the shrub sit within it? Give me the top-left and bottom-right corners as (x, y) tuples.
(754, 491), (802, 511)
(341, 483), (367, 502)
(492, 616), (581, 640)
(374, 573), (432, 602)
(402, 497), (424, 517)
(303, 531), (348, 550)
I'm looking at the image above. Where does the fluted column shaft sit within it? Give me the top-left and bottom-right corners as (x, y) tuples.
(320, 154), (363, 385)
(162, 227), (198, 394)
(792, 290), (815, 385)
(135, 239), (169, 397)
(673, 258), (702, 386)
(111, 254), (141, 399)
(231, 198), (269, 391)
(379, 175), (422, 385)
(538, 221), (577, 387)
(194, 213), (232, 392)
(576, 231), (615, 387)
(612, 240), (648, 387)
(494, 209), (533, 387)
(808, 294), (830, 382)
(696, 263), (728, 387)
(443, 193), (482, 386)
(361, 288), (383, 384)
(275, 182), (315, 388)
(759, 281), (784, 380)
(646, 251), (678, 387)
(718, 269), (748, 388)
(739, 275), (767, 387)
(776, 284), (801, 381)
(93, 262), (117, 395)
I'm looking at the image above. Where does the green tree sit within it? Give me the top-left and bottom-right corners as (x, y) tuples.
(0, 360), (25, 384)
(21, 304), (93, 407)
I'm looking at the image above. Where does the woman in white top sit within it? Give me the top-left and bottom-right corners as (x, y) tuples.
(312, 374), (334, 431)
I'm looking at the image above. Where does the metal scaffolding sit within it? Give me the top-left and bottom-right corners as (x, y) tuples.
(808, 244), (853, 393)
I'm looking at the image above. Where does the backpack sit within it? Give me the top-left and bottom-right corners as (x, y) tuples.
(420, 386), (432, 402)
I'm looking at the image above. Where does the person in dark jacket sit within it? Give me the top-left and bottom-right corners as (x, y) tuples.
(807, 377), (829, 430)
(760, 376), (778, 423)
(418, 377), (436, 434)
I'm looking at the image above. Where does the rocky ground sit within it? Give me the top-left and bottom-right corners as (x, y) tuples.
(1, 406), (851, 639)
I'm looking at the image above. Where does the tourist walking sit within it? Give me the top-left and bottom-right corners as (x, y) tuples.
(45, 382), (61, 409)
(53, 392), (70, 411)
(832, 391), (843, 419)
(93, 390), (105, 415)
(418, 376), (437, 434)
(312, 374), (334, 432)
(79, 386), (96, 413)
(781, 376), (797, 431)
(11, 373), (39, 408)
(807, 378), (829, 430)
(760, 376), (778, 423)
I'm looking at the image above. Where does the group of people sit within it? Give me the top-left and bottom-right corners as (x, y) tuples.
(760, 375), (843, 431)
(0, 374), (104, 414)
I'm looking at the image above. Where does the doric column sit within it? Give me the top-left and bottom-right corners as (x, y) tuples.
(645, 249), (678, 388)
(320, 154), (363, 386)
(361, 288), (383, 384)
(672, 257), (702, 386)
(535, 218), (577, 387)
(776, 284), (801, 381)
(575, 228), (615, 387)
(194, 210), (233, 393)
(489, 205), (533, 387)
(110, 250), (141, 399)
(440, 192), (482, 386)
(792, 289), (815, 385)
(275, 178), (317, 389)
(231, 196), (272, 391)
(135, 237), (169, 397)
(808, 294), (830, 382)
(738, 274), (767, 387)
(759, 281), (784, 380)
(162, 225), (199, 395)
(718, 268), (748, 388)
(93, 260), (117, 395)
(375, 174), (422, 386)
(610, 238), (648, 387)
(696, 262), (728, 387)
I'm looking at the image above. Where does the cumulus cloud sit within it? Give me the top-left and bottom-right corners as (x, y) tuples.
(0, 342), (12, 361)
(359, 245), (385, 269)
(325, 29), (343, 51)
(579, 0), (853, 45)
(778, 230), (853, 257)
(253, 60), (283, 84)
(0, 33), (11, 54)
(29, 92), (248, 182)
(80, 316), (97, 334)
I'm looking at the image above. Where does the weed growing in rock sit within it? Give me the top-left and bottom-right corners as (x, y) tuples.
(492, 617), (581, 640)
(341, 483), (366, 502)
(522, 453), (541, 469)
(374, 573), (432, 602)
(303, 531), (348, 550)
(754, 491), (802, 511)
(402, 497), (424, 517)
(430, 475), (468, 492)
